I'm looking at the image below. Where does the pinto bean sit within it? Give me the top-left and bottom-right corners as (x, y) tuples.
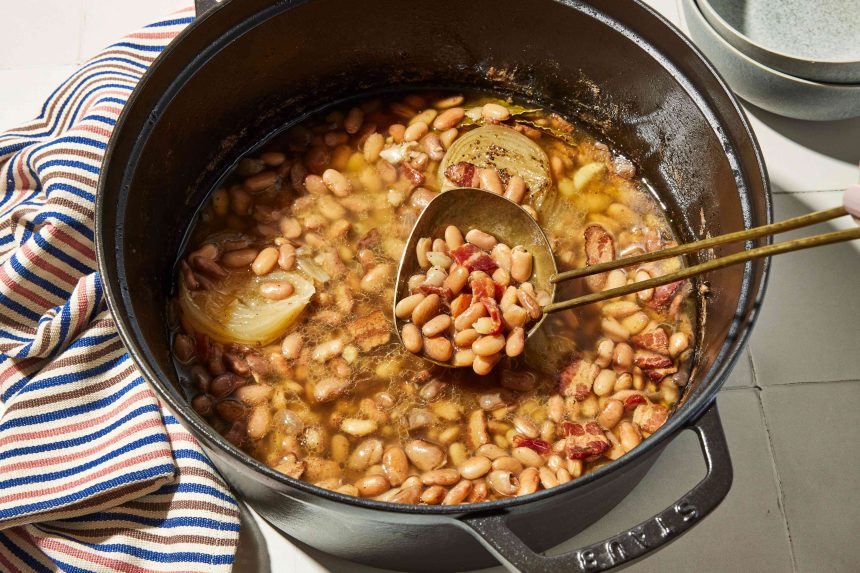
(441, 479), (473, 505)
(512, 416), (539, 439)
(404, 121), (429, 142)
(391, 485), (422, 504)
(453, 302), (487, 331)
(277, 243), (296, 270)
(477, 168), (504, 195)
(505, 327), (525, 357)
(401, 323), (423, 353)
(279, 216), (302, 239)
(191, 394), (212, 415)
(312, 339), (343, 362)
(420, 485), (447, 505)
(593, 368), (617, 396)
(669, 332), (689, 358)
(304, 174), (328, 195)
(395, 293), (425, 319)
(613, 342), (634, 371)
(259, 280), (295, 300)
(472, 353), (501, 375)
(472, 334), (505, 357)
(347, 438), (383, 472)
(539, 466), (559, 489)
(313, 377), (350, 403)
(517, 288), (542, 320)
(383, 447), (409, 486)
(222, 248), (259, 268)
(421, 468), (461, 486)
(356, 474), (390, 497)
(619, 421), (642, 452)
(512, 447), (544, 468)
(412, 293), (441, 326)
(433, 107), (465, 130)
(422, 314), (452, 337)
(363, 132), (385, 162)
(405, 439), (446, 472)
(468, 409), (490, 448)
(344, 107), (364, 134)
(465, 229), (497, 250)
(322, 168), (352, 197)
(247, 406), (272, 439)
(488, 470), (518, 496)
(482, 103), (510, 122)
(341, 418), (378, 436)
(424, 336), (453, 362)
(459, 456), (492, 480)
(234, 384), (273, 406)
(251, 247), (279, 275)
(360, 263), (391, 293)
(504, 175), (526, 204)
(442, 265), (469, 295)
(510, 246), (533, 282)
(281, 332), (303, 360)
(598, 399), (624, 429)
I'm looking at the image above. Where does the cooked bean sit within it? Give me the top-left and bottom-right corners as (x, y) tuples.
(434, 95), (464, 109)
(433, 107), (465, 130)
(344, 107), (364, 134)
(439, 127), (459, 148)
(602, 317), (630, 342)
(539, 466), (559, 489)
(619, 421), (642, 452)
(222, 248), (259, 268)
(247, 406), (272, 439)
(421, 468), (461, 486)
(504, 175), (526, 204)
(453, 328), (480, 348)
(245, 170), (278, 192)
(312, 339), (343, 362)
(401, 323), (423, 353)
(304, 174), (328, 195)
(512, 446), (544, 468)
(391, 485), (422, 504)
(341, 418), (378, 436)
(488, 470), (518, 496)
(281, 332), (303, 360)
(465, 228), (497, 250)
(602, 300), (640, 318)
(363, 132), (385, 162)
(251, 247), (279, 275)
(415, 237), (432, 269)
(279, 216), (302, 239)
(234, 384), (273, 406)
(424, 336), (453, 362)
(661, 379), (680, 404)
(211, 188), (229, 216)
(259, 280), (295, 300)
(505, 327), (525, 357)
(613, 342), (634, 371)
(191, 394), (212, 415)
(502, 305), (529, 330)
(382, 447), (409, 486)
(412, 293), (441, 326)
(510, 246), (533, 282)
(615, 372), (633, 391)
(356, 474), (390, 497)
(215, 400), (247, 423)
(405, 439), (446, 472)
(348, 438), (383, 472)
(472, 334), (505, 357)
(322, 168), (352, 197)
(436, 479), (470, 505)
(669, 332), (689, 358)
(468, 409), (490, 449)
(593, 368), (617, 397)
(477, 168), (504, 195)
(504, 468), (536, 496)
(360, 263), (391, 293)
(395, 293), (425, 319)
(482, 103), (510, 122)
(636, 269), (654, 301)
(459, 456), (492, 480)
(313, 377), (349, 403)
(442, 265), (469, 294)
(517, 288), (542, 320)
(490, 458), (522, 477)
(453, 300), (487, 330)
(512, 416), (539, 439)
(422, 314), (452, 337)
(598, 399), (624, 429)
(621, 311), (650, 335)
(472, 353), (501, 375)
(404, 121), (429, 142)
(420, 485), (447, 505)
(277, 243), (296, 271)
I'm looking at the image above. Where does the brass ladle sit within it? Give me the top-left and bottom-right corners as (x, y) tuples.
(394, 186), (860, 368)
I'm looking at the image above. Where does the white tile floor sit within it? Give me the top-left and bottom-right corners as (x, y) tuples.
(1, 1), (858, 572)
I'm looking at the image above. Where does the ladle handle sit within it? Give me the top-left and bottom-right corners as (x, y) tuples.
(459, 403), (731, 573)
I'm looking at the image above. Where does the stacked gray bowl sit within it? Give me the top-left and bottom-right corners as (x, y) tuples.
(680, 0), (860, 120)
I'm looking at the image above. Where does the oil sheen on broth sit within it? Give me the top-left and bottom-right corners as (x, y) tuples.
(169, 91), (695, 504)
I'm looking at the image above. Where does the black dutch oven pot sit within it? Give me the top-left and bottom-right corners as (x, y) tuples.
(95, 0), (771, 570)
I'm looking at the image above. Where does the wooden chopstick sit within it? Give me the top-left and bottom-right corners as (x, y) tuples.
(543, 225), (860, 314)
(550, 206), (847, 283)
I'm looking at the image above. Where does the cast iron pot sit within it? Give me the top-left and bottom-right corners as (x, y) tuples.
(95, 0), (771, 570)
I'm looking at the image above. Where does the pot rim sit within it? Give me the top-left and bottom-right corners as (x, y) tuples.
(95, 0), (771, 517)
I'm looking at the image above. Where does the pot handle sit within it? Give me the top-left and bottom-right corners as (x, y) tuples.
(460, 403), (732, 572)
(194, 0), (223, 18)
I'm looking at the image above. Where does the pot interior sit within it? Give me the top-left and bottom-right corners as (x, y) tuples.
(99, 0), (769, 496)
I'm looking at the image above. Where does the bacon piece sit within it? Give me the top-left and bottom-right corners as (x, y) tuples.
(347, 310), (391, 352)
(631, 329), (669, 355)
(450, 243), (480, 265)
(445, 161), (477, 187)
(402, 162), (425, 186)
(564, 421), (611, 460)
(645, 367), (677, 383)
(471, 276), (496, 300)
(623, 394), (647, 411)
(450, 293), (472, 317)
(464, 253), (498, 273)
(649, 280), (684, 309)
(513, 436), (551, 455)
(480, 297), (504, 335)
(633, 350), (674, 370)
(557, 355), (600, 401)
(633, 403), (669, 433)
(583, 225), (615, 292)
(416, 284), (454, 301)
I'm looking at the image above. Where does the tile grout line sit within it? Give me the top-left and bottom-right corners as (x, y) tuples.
(772, 189), (843, 195)
(750, 350), (799, 572)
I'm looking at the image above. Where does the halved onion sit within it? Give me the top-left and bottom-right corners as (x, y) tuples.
(178, 270), (315, 346)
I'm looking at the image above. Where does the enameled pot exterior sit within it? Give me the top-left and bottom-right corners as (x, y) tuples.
(95, 0), (770, 570)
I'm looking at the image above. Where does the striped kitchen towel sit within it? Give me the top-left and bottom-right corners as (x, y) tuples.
(0, 6), (241, 572)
